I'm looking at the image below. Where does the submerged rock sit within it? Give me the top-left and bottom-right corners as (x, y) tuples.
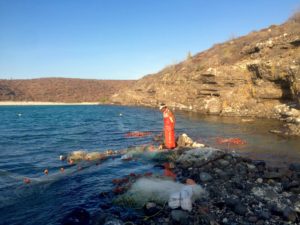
(62, 208), (90, 225)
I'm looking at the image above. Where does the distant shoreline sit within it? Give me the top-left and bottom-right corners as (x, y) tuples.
(0, 101), (100, 106)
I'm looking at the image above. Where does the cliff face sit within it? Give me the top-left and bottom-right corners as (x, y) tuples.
(0, 78), (135, 103)
(111, 17), (300, 120)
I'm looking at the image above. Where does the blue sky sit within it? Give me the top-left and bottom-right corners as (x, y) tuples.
(0, 0), (299, 80)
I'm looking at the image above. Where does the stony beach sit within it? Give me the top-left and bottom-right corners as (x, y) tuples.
(62, 138), (300, 225)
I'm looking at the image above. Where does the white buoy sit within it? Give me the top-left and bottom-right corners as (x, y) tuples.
(18, 113), (22, 117)
(119, 113), (123, 116)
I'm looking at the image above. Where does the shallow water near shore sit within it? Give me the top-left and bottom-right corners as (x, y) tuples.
(0, 105), (299, 225)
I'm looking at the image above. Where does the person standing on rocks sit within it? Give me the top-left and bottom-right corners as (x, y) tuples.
(159, 104), (176, 149)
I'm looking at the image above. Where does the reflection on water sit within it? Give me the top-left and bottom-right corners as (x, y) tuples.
(177, 111), (300, 167)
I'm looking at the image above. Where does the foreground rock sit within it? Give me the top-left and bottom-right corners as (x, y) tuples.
(61, 145), (300, 225)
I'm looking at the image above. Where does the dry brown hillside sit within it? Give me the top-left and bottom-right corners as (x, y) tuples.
(0, 78), (135, 103)
(111, 14), (300, 117)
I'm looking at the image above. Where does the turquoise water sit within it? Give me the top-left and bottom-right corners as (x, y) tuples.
(0, 105), (300, 225)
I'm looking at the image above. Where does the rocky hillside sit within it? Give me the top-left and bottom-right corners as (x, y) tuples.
(0, 78), (135, 103)
(111, 13), (300, 135)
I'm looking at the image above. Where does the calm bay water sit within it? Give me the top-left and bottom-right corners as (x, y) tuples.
(0, 105), (300, 225)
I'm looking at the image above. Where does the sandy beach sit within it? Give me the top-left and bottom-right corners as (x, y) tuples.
(0, 101), (100, 106)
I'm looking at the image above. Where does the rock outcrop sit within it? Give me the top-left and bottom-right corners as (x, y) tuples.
(111, 14), (300, 136)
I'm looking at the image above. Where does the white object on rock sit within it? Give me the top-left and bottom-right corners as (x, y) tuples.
(168, 184), (202, 212)
(117, 178), (205, 207)
(121, 153), (133, 160)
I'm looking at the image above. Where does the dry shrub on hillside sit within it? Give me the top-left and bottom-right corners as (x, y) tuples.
(289, 9), (300, 23)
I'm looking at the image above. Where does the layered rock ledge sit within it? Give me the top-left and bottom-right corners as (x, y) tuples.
(111, 14), (300, 136)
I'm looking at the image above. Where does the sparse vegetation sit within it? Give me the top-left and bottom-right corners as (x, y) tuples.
(0, 78), (135, 102)
(289, 9), (300, 23)
(186, 51), (192, 60)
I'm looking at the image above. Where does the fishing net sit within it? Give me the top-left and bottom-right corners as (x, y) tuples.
(114, 177), (206, 208)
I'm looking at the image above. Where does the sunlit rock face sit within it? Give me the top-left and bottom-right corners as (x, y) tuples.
(111, 15), (300, 135)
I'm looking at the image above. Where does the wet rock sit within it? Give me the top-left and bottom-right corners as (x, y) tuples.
(283, 180), (300, 191)
(62, 208), (90, 225)
(270, 204), (284, 217)
(225, 197), (239, 209)
(246, 163), (256, 171)
(256, 220), (265, 225)
(218, 159), (230, 167)
(248, 216), (258, 223)
(171, 210), (189, 225)
(233, 203), (248, 216)
(104, 218), (124, 225)
(224, 154), (233, 161)
(252, 186), (278, 202)
(98, 202), (112, 210)
(263, 171), (285, 179)
(292, 201), (300, 214)
(91, 212), (107, 225)
(253, 160), (266, 172)
(289, 163), (300, 172)
(283, 207), (297, 222)
(214, 168), (228, 178)
(259, 210), (271, 220)
(144, 202), (160, 216)
(256, 178), (263, 183)
(290, 187), (300, 194)
(222, 218), (228, 223)
(199, 172), (213, 182)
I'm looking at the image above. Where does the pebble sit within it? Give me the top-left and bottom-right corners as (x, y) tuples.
(247, 163), (256, 171)
(222, 218), (228, 223)
(256, 178), (263, 183)
(218, 159), (230, 167)
(199, 172), (213, 182)
(248, 216), (258, 223)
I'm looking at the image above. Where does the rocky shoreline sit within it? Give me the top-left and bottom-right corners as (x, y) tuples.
(62, 144), (300, 225)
